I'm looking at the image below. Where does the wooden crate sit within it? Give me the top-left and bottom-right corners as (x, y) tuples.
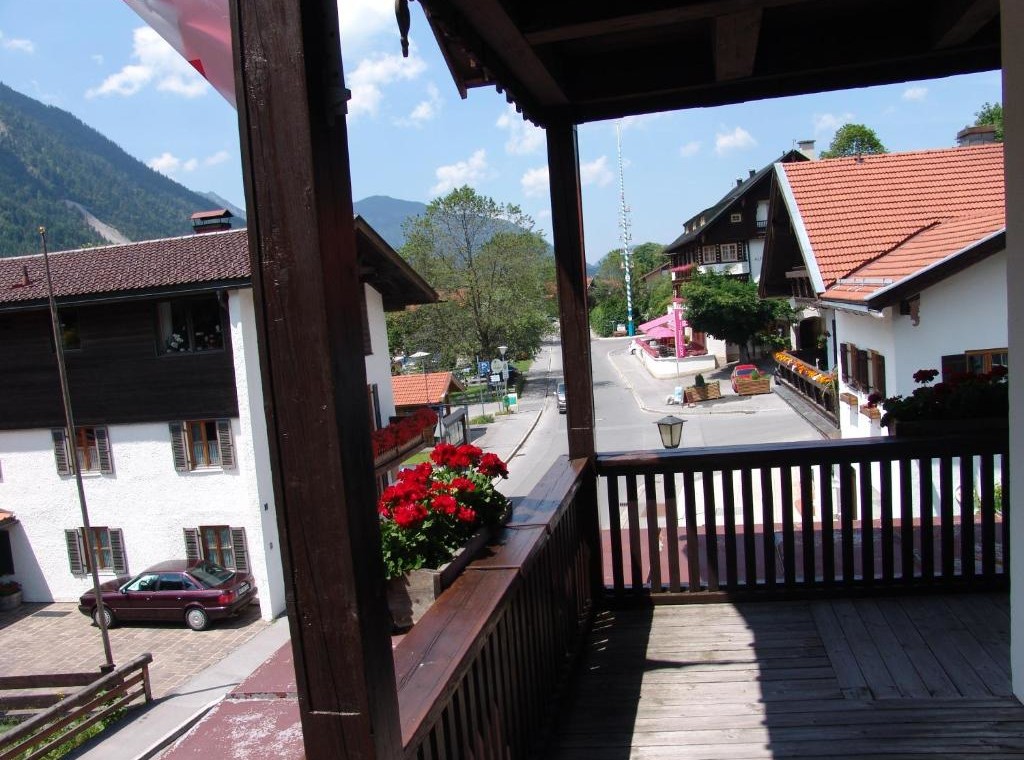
(734, 376), (771, 396)
(684, 381), (722, 403)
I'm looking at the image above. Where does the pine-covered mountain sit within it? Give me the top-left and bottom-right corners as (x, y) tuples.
(0, 82), (226, 256)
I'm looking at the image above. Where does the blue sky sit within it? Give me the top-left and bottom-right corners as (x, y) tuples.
(0, 1), (1004, 262)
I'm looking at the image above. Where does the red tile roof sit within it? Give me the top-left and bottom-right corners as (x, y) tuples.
(0, 229), (249, 306)
(392, 371), (462, 406)
(780, 144), (1004, 302)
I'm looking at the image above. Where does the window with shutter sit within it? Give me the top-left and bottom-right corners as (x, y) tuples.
(855, 349), (868, 391)
(871, 352), (886, 397)
(184, 528), (202, 564)
(839, 343), (850, 382)
(216, 420), (236, 469)
(94, 427), (113, 474)
(52, 429), (72, 476)
(169, 422), (190, 471)
(65, 529), (85, 575)
(109, 528), (128, 575)
(231, 528), (250, 573)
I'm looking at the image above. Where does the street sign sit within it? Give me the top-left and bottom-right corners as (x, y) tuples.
(478, 360), (491, 377)
(490, 359), (505, 375)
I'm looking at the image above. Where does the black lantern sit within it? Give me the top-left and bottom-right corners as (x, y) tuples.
(655, 415), (685, 449)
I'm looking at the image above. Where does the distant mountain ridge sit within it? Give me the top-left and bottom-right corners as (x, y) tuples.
(353, 195), (426, 250)
(0, 82), (229, 256)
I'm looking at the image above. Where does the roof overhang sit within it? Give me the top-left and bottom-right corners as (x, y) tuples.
(772, 163), (825, 293)
(354, 216), (438, 311)
(414, 0), (1000, 127)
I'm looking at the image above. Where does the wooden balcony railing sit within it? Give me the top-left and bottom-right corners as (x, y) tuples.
(596, 432), (1008, 601)
(395, 457), (595, 759)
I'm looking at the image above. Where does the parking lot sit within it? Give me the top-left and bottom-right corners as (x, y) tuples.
(0, 601), (267, 699)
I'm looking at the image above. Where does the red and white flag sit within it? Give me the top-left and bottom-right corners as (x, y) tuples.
(123, 0), (235, 108)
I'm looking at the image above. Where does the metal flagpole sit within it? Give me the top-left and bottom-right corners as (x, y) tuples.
(38, 227), (115, 672)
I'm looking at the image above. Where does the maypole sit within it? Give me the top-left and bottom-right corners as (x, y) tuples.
(615, 123), (635, 336)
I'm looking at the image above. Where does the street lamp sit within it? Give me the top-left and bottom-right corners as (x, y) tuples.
(498, 345), (508, 400)
(655, 415), (685, 449)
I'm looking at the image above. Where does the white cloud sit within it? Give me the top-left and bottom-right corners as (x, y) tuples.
(395, 82), (441, 127)
(147, 152), (182, 174)
(903, 86), (928, 102)
(580, 156), (613, 187)
(337, 0), (397, 47)
(86, 27), (207, 99)
(679, 140), (701, 158)
(521, 166), (549, 197)
(431, 149), (489, 195)
(813, 112), (854, 134)
(148, 150), (227, 176)
(0, 32), (34, 54)
(204, 150), (230, 166)
(347, 50), (426, 118)
(496, 105), (544, 155)
(714, 126), (756, 155)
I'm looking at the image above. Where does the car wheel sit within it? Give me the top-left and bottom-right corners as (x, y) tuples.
(93, 605), (116, 629)
(185, 607), (210, 631)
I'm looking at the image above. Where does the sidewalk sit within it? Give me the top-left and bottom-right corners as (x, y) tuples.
(76, 351), (557, 759)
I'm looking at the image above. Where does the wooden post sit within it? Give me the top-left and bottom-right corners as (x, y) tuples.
(230, 2), (401, 758)
(546, 123), (595, 461)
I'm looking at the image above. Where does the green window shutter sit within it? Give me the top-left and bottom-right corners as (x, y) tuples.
(94, 427), (114, 474)
(65, 529), (86, 575)
(183, 528), (202, 564)
(216, 420), (236, 469)
(230, 527), (250, 573)
(52, 429), (72, 476)
(109, 528), (128, 575)
(169, 422), (189, 471)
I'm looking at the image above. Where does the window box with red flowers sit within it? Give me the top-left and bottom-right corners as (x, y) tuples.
(879, 367), (1009, 436)
(379, 442), (510, 630)
(372, 407), (438, 470)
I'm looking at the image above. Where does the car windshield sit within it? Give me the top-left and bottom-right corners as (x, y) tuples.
(189, 560), (235, 588)
(557, 383), (565, 395)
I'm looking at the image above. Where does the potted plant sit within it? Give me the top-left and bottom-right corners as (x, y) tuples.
(874, 366), (1008, 435)
(684, 373), (721, 403)
(734, 368), (772, 396)
(379, 442), (510, 630)
(0, 580), (22, 611)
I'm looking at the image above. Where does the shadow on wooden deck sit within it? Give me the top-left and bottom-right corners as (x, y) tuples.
(546, 593), (1024, 759)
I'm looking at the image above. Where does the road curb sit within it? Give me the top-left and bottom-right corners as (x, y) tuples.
(134, 699), (221, 760)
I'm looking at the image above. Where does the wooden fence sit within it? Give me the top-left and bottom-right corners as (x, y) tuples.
(596, 432), (1007, 601)
(0, 654), (153, 760)
(395, 457), (594, 759)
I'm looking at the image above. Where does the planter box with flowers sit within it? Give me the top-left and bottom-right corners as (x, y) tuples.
(379, 442), (510, 631)
(373, 408), (438, 472)
(868, 366), (1009, 436)
(684, 376), (721, 403)
(0, 580), (22, 611)
(734, 373), (772, 396)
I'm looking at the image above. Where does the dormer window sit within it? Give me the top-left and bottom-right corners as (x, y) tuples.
(730, 212), (742, 223)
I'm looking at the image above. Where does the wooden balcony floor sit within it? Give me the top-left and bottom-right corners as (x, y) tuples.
(547, 593), (1024, 759)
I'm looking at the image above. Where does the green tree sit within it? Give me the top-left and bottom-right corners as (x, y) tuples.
(820, 123), (887, 159)
(679, 271), (795, 359)
(390, 186), (554, 367)
(588, 242), (668, 334)
(974, 101), (1004, 141)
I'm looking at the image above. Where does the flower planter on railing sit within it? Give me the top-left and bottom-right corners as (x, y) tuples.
(372, 408), (437, 472)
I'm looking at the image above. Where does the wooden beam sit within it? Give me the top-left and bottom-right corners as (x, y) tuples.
(715, 9), (763, 81)
(546, 124), (595, 461)
(231, 1), (401, 758)
(932, 0), (999, 48)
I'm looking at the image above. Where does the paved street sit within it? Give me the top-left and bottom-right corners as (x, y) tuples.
(0, 601), (266, 700)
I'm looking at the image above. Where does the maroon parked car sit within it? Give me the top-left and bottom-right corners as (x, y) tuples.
(78, 560), (257, 631)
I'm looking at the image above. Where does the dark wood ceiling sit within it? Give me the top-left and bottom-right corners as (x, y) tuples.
(415, 0), (1000, 127)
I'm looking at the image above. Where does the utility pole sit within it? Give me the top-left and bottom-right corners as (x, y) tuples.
(38, 227), (114, 672)
(616, 122), (636, 337)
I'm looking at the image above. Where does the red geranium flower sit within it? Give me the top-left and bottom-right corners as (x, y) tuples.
(456, 506), (476, 524)
(431, 494), (458, 515)
(478, 453), (509, 478)
(393, 503), (427, 529)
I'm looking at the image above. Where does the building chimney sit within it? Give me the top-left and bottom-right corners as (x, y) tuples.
(956, 124), (997, 147)
(11, 265), (31, 289)
(736, 178), (743, 187)
(749, 168), (756, 178)
(190, 209), (234, 234)
(797, 139), (816, 160)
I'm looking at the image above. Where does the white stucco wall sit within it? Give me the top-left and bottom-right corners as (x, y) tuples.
(0, 421), (279, 619)
(834, 251), (1007, 439)
(1002, 0), (1024, 700)
(748, 238), (765, 283)
(364, 285), (397, 422)
(230, 289), (285, 619)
